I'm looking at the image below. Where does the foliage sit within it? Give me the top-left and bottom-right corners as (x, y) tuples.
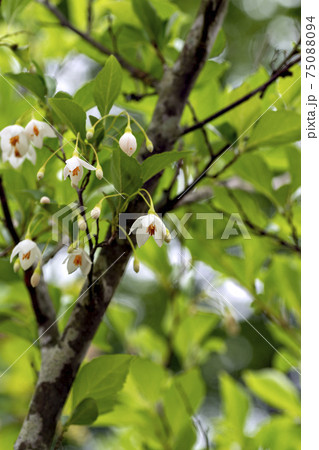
(0, 0), (300, 449)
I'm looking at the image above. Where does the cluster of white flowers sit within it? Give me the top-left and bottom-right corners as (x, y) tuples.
(0, 120), (55, 168)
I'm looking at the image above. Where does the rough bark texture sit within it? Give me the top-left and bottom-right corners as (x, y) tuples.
(15, 1), (228, 448)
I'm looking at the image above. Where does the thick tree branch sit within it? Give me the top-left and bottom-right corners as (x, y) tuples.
(15, 1), (229, 448)
(39, 0), (154, 85)
(181, 54), (301, 136)
(0, 177), (59, 348)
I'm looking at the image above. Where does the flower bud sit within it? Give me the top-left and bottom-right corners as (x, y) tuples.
(96, 164), (103, 180)
(37, 167), (45, 180)
(91, 206), (101, 220)
(133, 258), (140, 273)
(164, 229), (171, 244)
(78, 216), (87, 231)
(86, 128), (94, 140)
(31, 271), (40, 288)
(146, 139), (153, 152)
(40, 196), (50, 204)
(13, 259), (20, 273)
(119, 131), (137, 157)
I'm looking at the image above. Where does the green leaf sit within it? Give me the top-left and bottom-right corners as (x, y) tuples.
(94, 56), (123, 116)
(6, 73), (47, 101)
(130, 358), (167, 403)
(72, 355), (132, 414)
(220, 373), (250, 434)
(74, 80), (95, 111)
(110, 149), (143, 195)
(132, 0), (165, 47)
(67, 398), (99, 426)
(141, 151), (189, 183)
(49, 98), (86, 138)
(1, 0), (31, 22)
(174, 368), (205, 413)
(244, 369), (301, 418)
(248, 111), (301, 149)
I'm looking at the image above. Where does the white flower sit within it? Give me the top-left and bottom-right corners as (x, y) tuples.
(10, 239), (42, 271)
(130, 213), (167, 248)
(25, 119), (56, 148)
(64, 156), (96, 187)
(0, 125), (36, 168)
(119, 131), (137, 157)
(63, 248), (92, 276)
(40, 196), (50, 204)
(91, 206), (101, 220)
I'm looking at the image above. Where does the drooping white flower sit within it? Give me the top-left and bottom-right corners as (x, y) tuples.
(0, 125), (36, 168)
(10, 239), (42, 271)
(64, 156), (96, 187)
(130, 213), (167, 248)
(63, 248), (92, 276)
(119, 131), (137, 157)
(25, 119), (56, 148)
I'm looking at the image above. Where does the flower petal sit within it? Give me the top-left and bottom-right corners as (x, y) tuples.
(66, 254), (78, 274)
(66, 156), (80, 171)
(10, 242), (24, 262)
(26, 145), (37, 165)
(136, 228), (150, 247)
(80, 252), (92, 276)
(80, 159), (96, 171)
(70, 165), (83, 185)
(129, 216), (145, 234)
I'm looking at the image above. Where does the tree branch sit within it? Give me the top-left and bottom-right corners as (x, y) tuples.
(39, 0), (155, 86)
(180, 54), (301, 136)
(15, 1), (229, 448)
(0, 177), (59, 348)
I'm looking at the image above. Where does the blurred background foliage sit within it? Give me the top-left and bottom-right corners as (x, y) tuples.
(0, 0), (300, 449)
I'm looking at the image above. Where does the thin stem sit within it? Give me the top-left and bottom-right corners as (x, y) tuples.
(181, 54), (301, 136)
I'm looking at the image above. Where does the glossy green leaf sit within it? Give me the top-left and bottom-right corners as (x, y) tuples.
(67, 398), (98, 426)
(94, 56), (123, 116)
(72, 355), (132, 414)
(132, 0), (165, 47)
(244, 369), (301, 418)
(5, 73), (47, 101)
(49, 98), (86, 138)
(1, 0), (31, 22)
(248, 111), (301, 149)
(110, 149), (143, 195)
(74, 80), (95, 111)
(141, 151), (190, 183)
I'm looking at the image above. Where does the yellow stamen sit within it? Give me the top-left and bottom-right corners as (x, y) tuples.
(33, 125), (39, 136)
(22, 251), (31, 260)
(71, 167), (80, 176)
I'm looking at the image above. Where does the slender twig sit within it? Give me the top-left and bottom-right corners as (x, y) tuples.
(0, 176), (19, 244)
(87, 0), (94, 33)
(181, 54), (301, 136)
(220, 189), (301, 253)
(160, 144), (229, 213)
(0, 177), (59, 345)
(124, 91), (157, 102)
(38, 0), (155, 86)
(187, 100), (214, 156)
